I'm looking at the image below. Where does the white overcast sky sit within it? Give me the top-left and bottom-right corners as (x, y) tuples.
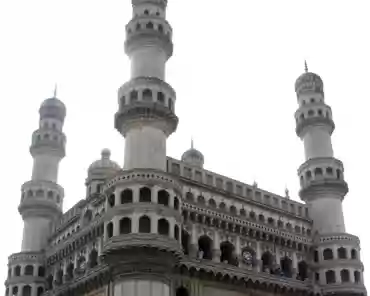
(0, 0), (369, 291)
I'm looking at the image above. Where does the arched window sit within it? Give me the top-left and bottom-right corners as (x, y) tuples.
(14, 266), (21, 276)
(306, 171), (312, 179)
(219, 202), (226, 211)
(314, 167), (323, 176)
(174, 197), (179, 210)
(174, 225), (179, 240)
(88, 248), (98, 268)
(181, 230), (190, 255)
(139, 216), (151, 233)
(354, 271), (361, 283)
(230, 205), (237, 215)
(24, 265), (34, 276)
(36, 189), (44, 197)
(323, 248), (333, 260)
(326, 167), (333, 175)
(338, 247), (347, 259)
(351, 249), (357, 259)
(142, 89), (152, 101)
(208, 198), (216, 208)
(197, 195), (205, 204)
(130, 90), (138, 102)
(261, 251), (273, 272)
(158, 218), (169, 236)
(249, 211), (256, 220)
(146, 22), (154, 29)
(37, 287), (43, 296)
(108, 194), (115, 207)
(135, 23), (141, 30)
(295, 225), (301, 233)
(280, 257), (293, 278)
(341, 269), (350, 283)
(139, 187), (151, 202)
(326, 270), (336, 284)
(22, 286), (31, 296)
(286, 222), (292, 231)
(220, 241), (237, 266)
(240, 208), (246, 216)
(198, 235), (213, 260)
(258, 214), (265, 223)
(176, 287), (189, 296)
(267, 217), (275, 226)
(308, 110), (314, 116)
(144, 9), (149, 15)
(120, 217), (131, 234)
(38, 266), (45, 277)
(106, 222), (113, 238)
(297, 261), (308, 281)
(158, 190), (169, 206)
(121, 189), (133, 204)
(157, 92), (165, 103)
(12, 287), (18, 296)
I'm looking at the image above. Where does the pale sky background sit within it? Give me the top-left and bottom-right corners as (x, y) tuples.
(0, 0), (369, 292)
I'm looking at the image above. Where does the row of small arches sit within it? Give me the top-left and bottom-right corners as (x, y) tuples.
(315, 247), (358, 261)
(296, 107), (331, 124)
(300, 97), (324, 106)
(120, 89), (174, 111)
(34, 132), (64, 146)
(107, 187), (179, 210)
(8, 265), (45, 278)
(300, 166), (342, 186)
(127, 19), (171, 38)
(41, 121), (58, 130)
(106, 216), (180, 240)
(6, 286), (44, 296)
(21, 188), (61, 204)
(134, 9), (163, 18)
(324, 269), (361, 284)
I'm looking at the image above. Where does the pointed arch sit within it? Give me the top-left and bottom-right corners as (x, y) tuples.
(158, 218), (169, 236)
(121, 189), (133, 204)
(119, 217), (132, 234)
(139, 216), (151, 233)
(158, 190), (169, 206)
(139, 187), (151, 202)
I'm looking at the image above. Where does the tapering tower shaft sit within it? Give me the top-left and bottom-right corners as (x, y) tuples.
(115, 0), (177, 171)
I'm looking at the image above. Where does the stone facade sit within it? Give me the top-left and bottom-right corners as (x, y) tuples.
(4, 1), (367, 296)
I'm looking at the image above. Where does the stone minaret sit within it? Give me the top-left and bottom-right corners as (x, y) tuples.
(5, 93), (66, 296)
(295, 63), (366, 294)
(104, 1), (182, 296)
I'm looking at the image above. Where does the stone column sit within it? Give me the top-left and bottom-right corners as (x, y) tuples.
(132, 214), (139, 233)
(152, 187), (158, 203)
(254, 241), (262, 272)
(151, 214), (158, 234)
(113, 217), (120, 236)
(189, 224), (198, 258)
(133, 186), (140, 203)
(212, 231), (221, 263)
(31, 284), (37, 296)
(292, 251), (298, 279)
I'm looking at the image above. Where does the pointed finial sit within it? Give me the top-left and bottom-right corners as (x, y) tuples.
(304, 60), (308, 73)
(53, 84), (58, 98)
(285, 186), (290, 199)
(191, 137), (194, 149)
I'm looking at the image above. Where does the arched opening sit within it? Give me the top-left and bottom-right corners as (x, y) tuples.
(314, 167), (323, 176)
(230, 205), (237, 215)
(208, 198), (216, 208)
(182, 230), (190, 255)
(176, 287), (189, 296)
(174, 225), (179, 240)
(83, 209), (92, 225)
(157, 92), (165, 103)
(323, 248), (333, 260)
(306, 171), (312, 180)
(158, 218), (169, 236)
(130, 90), (139, 102)
(37, 287), (43, 296)
(135, 23), (141, 30)
(146, 22), (154, 29)
(280, 256), (293, 278)
(240, 208), (246, 216)
(24, 265), (34, 276)
(88, 248), (98, 268)
(351, 249), (357, 259)
(38, 266), (45, 277)
(121, 189), (133, 204)
(142, 88), (152, 101)
(139, 187), (151, 202)
(219, 202), (226, 211)
(120, 217), (131, 234)
(22, 286), (31, 296)
(174, 197), (179, 210)
(308, 110), (314, 116)
(341, 269), (350, 283)
(46, 274), (53, 290)
(106, 222), (113, 238)
(198, 235), (213, 260)
(36, 189), (44, 197)
(326, 167), (333, 175)
(258, 214), (265, 223)
(297, 261), (308, 281)
(354, 271), (361, 283)
(338, 247), (347, 259)
(249, 211), (256, 220)
(197, 195), (205, 204)
(261, 251), (274, 272)
(108, 194), (115, 207)
(158, 190), (169, 206)
(144, 9), (149, 15)
(12, 287), (18, 296)
(220, 241), (237, 265)
(326, 270), (336, 284)
(139, 216), (151, 233)
(66, 262), (74, 279)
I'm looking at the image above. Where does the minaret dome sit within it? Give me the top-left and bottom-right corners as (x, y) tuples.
(181, 140), (204, 168)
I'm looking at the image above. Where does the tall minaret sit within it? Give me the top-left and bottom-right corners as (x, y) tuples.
(295, 64), (366, 294)
(115, 0), (178, 171)
(104, 1), (182, 296)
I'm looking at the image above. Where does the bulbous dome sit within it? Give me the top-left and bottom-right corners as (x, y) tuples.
(295, 63), (324, 96)
(181, 142), (204, 168)
(39, 97), (66, 121)
(88, 149), (121, 177)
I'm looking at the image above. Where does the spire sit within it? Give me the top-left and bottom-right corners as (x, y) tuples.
(53, 84), (58, 98)
(191, 137), (194, 149)
(304, 60), (308, 73)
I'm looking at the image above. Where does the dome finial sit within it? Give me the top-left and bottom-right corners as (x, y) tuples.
(53, 83), (58, 98)
(191, 137), (194, 149)
(101, 148), (111, 159)
(304, 60), (308, 73)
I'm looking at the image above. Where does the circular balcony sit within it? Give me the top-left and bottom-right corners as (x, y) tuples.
(132, 0), (168, 9)
(30, 129), (66, 158)
(298, 157), (348, 199)
(295, 103), (335, 137)
(125, 17), (173, 58)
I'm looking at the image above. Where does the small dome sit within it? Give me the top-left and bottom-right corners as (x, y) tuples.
(181, 141), (204, 168)
(295, 63), (324, 95)
(39, 97), (66, 121)
(88, 149), (121, 175)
